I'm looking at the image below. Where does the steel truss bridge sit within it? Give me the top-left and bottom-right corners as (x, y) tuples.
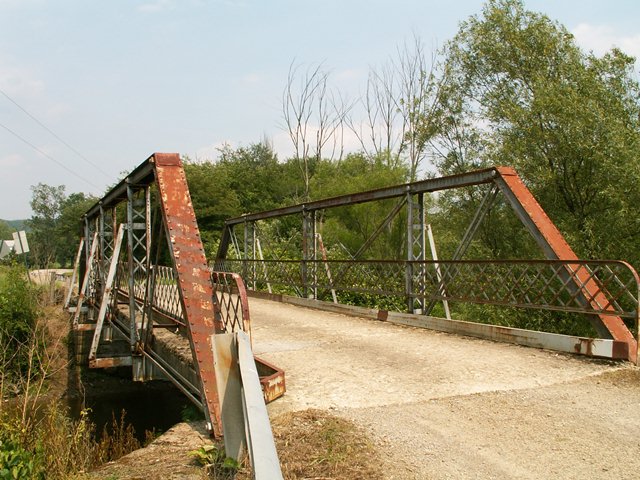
(215, 165), (639, 363)
(66, 154), (639, 478)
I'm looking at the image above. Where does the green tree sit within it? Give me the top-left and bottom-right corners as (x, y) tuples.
(309, 152), (409, 259)
(184, 143), (307, 256)
(217, 142), (301, 213)
(0, 221), (12, 241)
(55, 193), (97, 266)
(0, 264), (39, 383)
(27, 185), (96, 267)
(28, 184), (66, 267)
(433, 0), (640, 263)
(183, 157), (242, 256)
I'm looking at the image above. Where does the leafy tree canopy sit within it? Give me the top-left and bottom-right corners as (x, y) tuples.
(27, 184), (97, 267)
(433, 0), (640, 263)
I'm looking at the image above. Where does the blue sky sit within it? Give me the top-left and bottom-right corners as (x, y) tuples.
(1, 0), (639, 219)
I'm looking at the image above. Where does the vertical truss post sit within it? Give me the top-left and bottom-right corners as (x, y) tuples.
(104, 207), (117, 271)
(127, 181), (136, 352)
(243, 220), (256, 289)
(406, 192), (425, 313)
(83, 216), (99, 312)
(302, 209), (316, 299)
(99, 205), (115, 303)
(126, 183), (151, 352)
(99, 204), (106, 290)
(84, 217), (92, 272)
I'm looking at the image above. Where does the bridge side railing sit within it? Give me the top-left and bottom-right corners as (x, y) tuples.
(115, 263), (252, 337)
(215, 258), (640, 326)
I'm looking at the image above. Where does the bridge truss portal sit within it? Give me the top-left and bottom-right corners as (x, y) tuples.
(67, 153), (284, 478)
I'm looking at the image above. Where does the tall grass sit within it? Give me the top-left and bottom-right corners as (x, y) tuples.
(0, 264), (141, 479)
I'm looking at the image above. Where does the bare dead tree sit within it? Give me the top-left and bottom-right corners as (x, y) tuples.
(349, 62), (403, 166)
(395, 35), (444, 180)
(349, 34), (444, 180)
(282, 61), (351, 199)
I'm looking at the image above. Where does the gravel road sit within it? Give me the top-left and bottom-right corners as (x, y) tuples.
(251, 297), (640, 480)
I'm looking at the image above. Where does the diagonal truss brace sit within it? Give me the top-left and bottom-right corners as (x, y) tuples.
(89, 224), (126, 365)
(72, 232), (99, 327)
(494, 167), (637, 361)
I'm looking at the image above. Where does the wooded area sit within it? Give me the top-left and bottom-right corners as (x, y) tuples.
(10, 0), (640, 279)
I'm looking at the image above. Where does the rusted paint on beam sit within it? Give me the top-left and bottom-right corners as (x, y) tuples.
(89, 356), (133, 368)
(255, 356), (286, 403)
(495, 167), (637, 362)
(153, 153), (224, 437)
(222, 168), (498, 226)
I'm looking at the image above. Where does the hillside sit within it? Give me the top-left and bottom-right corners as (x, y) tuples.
(3, 219), (28, 230)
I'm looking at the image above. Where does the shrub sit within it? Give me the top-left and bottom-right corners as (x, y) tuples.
(0, 265), (42, 397)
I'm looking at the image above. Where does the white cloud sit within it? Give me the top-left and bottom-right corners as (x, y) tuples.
(137, 0), (173, 13)
(241, 72), (263, 85)
(0, 56), (72, 122)
(572, 23), (640, 60)
(0, 153), (24, 168)
(0, 59), (45, 98)
(193, 140), (233, 162)
(334, 68), (364, 83)
(271, 122), (365, 161)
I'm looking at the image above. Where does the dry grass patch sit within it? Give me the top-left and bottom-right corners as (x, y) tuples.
(237, 409), (383, 480)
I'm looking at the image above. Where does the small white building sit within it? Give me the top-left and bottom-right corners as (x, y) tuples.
(0, 239), (15, 259)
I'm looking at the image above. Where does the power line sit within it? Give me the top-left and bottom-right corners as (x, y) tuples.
(0, 87), (112, 178)
(0, 121), (101, 190)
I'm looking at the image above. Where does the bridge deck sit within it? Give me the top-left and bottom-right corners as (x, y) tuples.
(250, 297), (640, 479)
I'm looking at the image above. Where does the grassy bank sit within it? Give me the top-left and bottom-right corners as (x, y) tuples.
(0, 264), (141, 479)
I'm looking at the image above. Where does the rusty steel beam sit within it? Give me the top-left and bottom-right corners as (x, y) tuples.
(256, 357), (286, 403)
(84, 158), (156, 220)
(221, 167), (498, 227)
(153, 153), (225, 437)
(494, 167), (637, 362)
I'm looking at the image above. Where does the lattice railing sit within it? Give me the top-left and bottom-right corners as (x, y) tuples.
(211, 271), (251, 338)
(115, 263), (252, 336)
(151, 265), (184, 321)
(217, 259), (640, 320)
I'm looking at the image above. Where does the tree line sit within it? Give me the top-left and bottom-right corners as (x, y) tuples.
(17, 0), (640, 274)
